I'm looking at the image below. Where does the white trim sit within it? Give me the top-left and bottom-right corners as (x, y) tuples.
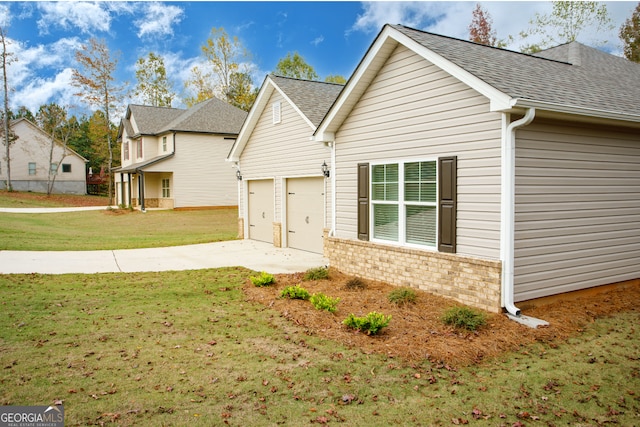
(368, 158), (439, 250)
(510, 98), (640, 124)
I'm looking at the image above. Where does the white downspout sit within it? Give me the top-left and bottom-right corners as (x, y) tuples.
(501, 108), (535, 317)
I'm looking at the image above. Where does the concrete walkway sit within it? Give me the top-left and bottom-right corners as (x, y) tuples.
(0, 206), (328, 275)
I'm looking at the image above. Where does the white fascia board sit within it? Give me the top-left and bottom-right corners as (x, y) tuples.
(315, 25), (399, 141)
(391, 30), (512, 112)
(511, 98), (640, 124)
(227, 76), (274, 162)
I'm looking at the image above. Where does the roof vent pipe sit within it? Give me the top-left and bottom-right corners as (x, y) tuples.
(501, 108), (535, 317)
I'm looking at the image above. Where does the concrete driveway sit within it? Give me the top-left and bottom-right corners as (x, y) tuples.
(0, 207), (327, 275)
(0, 240), (328, 275)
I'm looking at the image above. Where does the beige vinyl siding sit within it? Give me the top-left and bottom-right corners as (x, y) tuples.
(514, 120), (640, 301)
(2, 120), (86, 193)
(146, 134), (237, 207)
(239, 90), (331, 226)
(334, 44), (503, 259)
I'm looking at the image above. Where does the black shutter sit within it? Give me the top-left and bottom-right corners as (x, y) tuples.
(357, 163), (369, 241)
(438, 156), (457, 253)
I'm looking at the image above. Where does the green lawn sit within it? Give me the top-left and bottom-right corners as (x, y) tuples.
(0, 270), (638, 426)
(0, 209), (238, 250)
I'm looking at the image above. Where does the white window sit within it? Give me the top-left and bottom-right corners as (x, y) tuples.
(162, 136), (167, 152)
(124, 141), (129, 161)
(50, 163), (58, 175)
(137, 140), (143, 158)
(28, 162), (36, 175)
(272, 101), (281, 124)
(371, 160), (437, 247)
(162, 178), (170, 198)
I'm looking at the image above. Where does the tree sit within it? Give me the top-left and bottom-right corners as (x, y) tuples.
(324, 75), (346, 84)
(71, 37), (123, 205)
(0, 26), (16, 191)
(35, 103), (78, 195)
(274, 52), (319, 80)
(519, 1), (614, 53)
(134, 52), (175, 107)
(468, 3), (504, 47)
(620, 2), (640, 62)
(227, 71), (257, 111)
(13, 106), (35, 122)
(185, 27), (254, 107)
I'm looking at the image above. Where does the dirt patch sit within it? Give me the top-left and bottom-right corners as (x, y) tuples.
(0, 190), (109, 207)
(244, 269), (640, 366)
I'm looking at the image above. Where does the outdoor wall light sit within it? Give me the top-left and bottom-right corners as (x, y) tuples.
(236, 169), (243, 181)
(321, 161), (330, 178)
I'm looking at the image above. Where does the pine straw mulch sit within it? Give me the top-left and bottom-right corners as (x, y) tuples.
(243, 269), (640, 367)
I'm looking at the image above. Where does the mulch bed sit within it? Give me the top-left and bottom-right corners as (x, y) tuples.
(244, 269), (640, 366)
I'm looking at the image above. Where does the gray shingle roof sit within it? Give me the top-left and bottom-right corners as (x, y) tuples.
(270, 75), (343, 126)
(391, 24), (640, 118)
(125, 98), (248, 137)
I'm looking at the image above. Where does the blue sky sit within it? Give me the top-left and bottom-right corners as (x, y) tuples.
(0, 1), (636, 121)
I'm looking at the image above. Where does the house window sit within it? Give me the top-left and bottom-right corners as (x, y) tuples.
(137, 140), (143, 158)
(50, 163), (58, 174)
(162, 178), (170, 198)
(28, 162), (36, 175)
(124, 141), (129, 160)
(162, 136), (167, 152)
(371, 160), (437, 247)
(272, 101), (281, 124)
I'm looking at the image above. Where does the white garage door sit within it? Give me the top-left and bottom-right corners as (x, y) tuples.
(286, 177), (325, 253)
(248, 179), (274, 243)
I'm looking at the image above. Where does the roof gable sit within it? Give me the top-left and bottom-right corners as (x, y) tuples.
(227, 74), (343, 161)
(10, 118), (88, 162)
(120, 98), (247, 139)
(315, 24), (640, 140)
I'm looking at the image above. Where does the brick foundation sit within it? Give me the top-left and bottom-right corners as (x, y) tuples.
(325, 236), (502, 313)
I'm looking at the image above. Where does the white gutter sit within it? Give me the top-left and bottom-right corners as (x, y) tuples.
(501, 108), (535, 317)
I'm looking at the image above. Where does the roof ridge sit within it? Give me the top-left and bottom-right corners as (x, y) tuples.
(391, 23), (572, 66)
(270, 73), (345, 87)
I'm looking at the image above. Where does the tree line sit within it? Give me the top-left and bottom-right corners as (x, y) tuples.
(1, 1), (638, 200)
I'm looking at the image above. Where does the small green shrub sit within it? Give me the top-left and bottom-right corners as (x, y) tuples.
(304, 266), (329, 281)
(280, 284), (311, 300)
(442, 306), (487, 331)
(309, 293), (340, 313)
(343, 277), (367, 291)
(250, 271), (275, 287)
(343, 312), (392, 335)
(388, 287), (417, 305)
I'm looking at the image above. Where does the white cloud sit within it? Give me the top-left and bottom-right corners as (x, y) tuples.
(0, 3), (11, 28)
(12, 68), (76, 113)
(36, 2), (113, 35)
(311, 35), (325, 46)
(135, 2), (184, 39)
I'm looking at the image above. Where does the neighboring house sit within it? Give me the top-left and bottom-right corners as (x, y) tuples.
(227, 75), (343, 254)
(114, 97), (247, 209)
(0, 118), (87, 194)
(311, 24), (640, 315)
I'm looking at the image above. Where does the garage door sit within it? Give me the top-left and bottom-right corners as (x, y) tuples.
(248, 179), (274, 243)
(286, 177), (325, 253)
